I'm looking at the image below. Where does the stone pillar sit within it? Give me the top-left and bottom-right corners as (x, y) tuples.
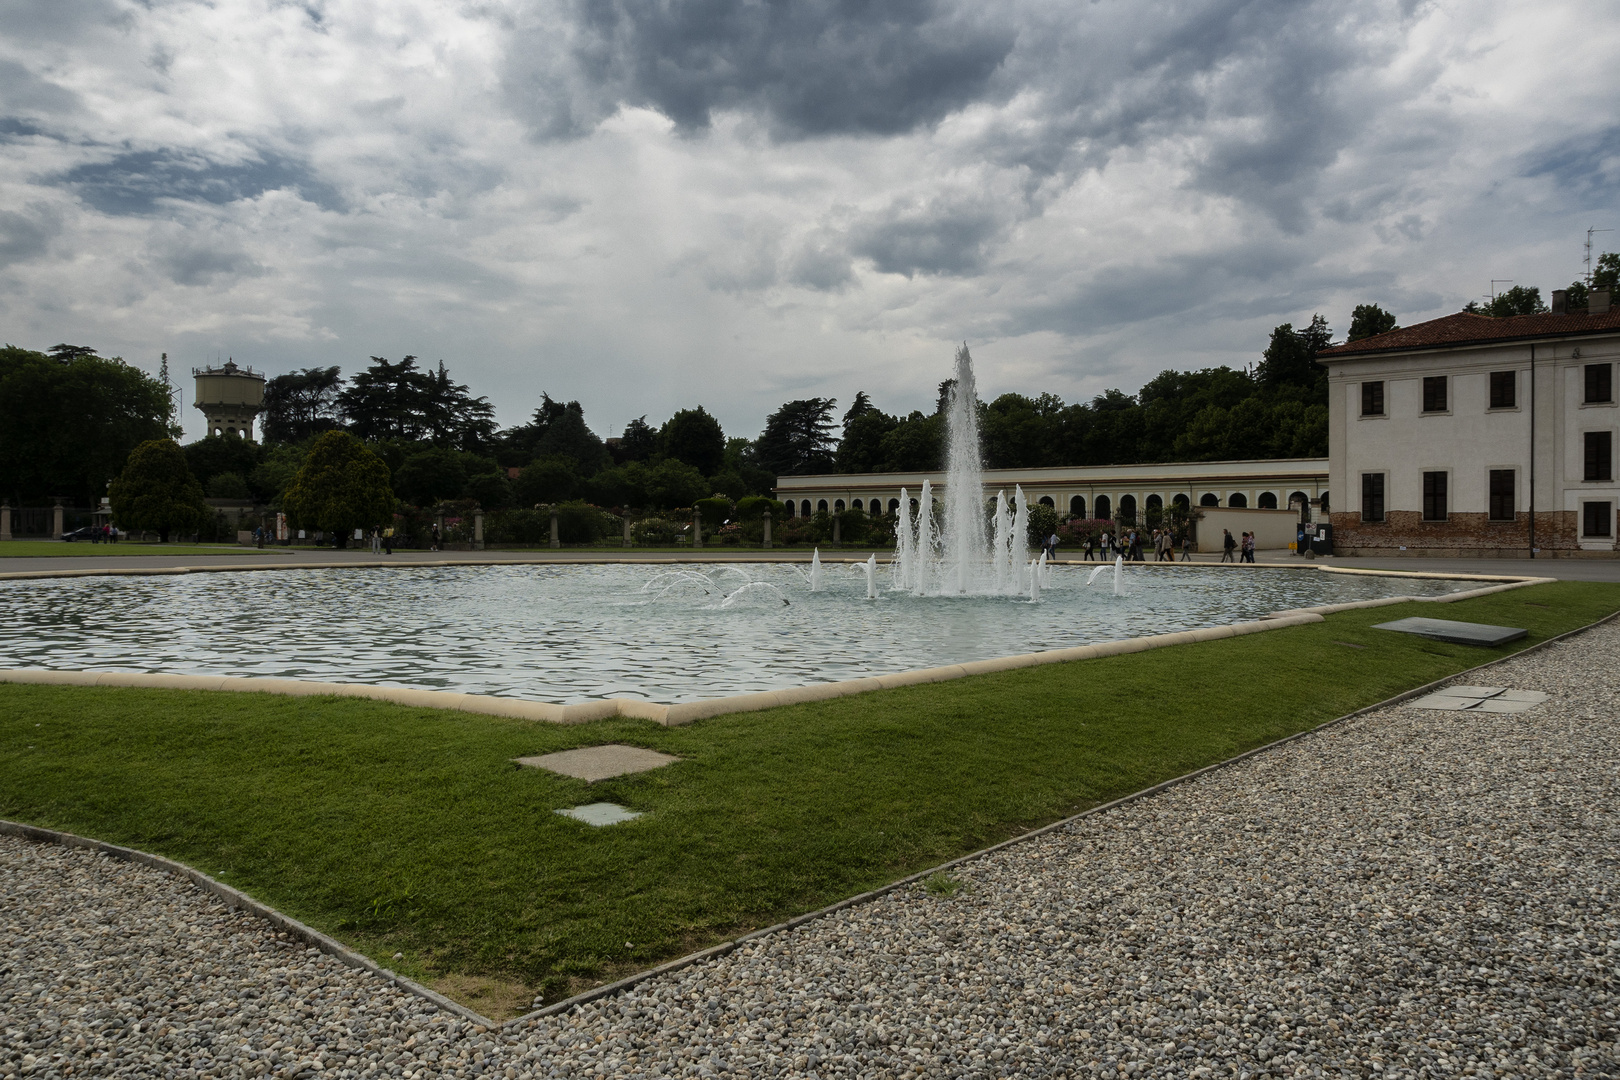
(473, 509), (484, 551)
(549, 506), (560, 549)
(0, 502), (10, 542)
(832, 512), (841, 545)
(623, 514), (632, 548)
(52, 499), (64, 540)
(762, 509), (772, 549)
(692, 509), (703, 548)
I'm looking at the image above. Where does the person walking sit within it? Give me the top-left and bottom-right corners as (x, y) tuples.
(370, 525), (381, 555)
(1242, 531), (1256, 563)
(1180, 530), (1192, 561)
(383, 525), (394, 555)
(1083, 532), (1096, 561)
(1221, 529), (1236, 562)
(430, 522), (441, 552)
(1046, 531), (1059, 560)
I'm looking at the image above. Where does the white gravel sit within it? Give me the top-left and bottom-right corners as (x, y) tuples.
(6, 620), (1618, 1079)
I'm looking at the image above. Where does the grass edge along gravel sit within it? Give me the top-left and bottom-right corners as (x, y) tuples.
(1, 580), (1617, 1019)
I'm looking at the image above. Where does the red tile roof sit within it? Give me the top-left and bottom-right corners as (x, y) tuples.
(1318, 309), (1620, 358)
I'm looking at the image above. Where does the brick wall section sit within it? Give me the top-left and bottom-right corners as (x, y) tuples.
(1331, 510), (1582, 557)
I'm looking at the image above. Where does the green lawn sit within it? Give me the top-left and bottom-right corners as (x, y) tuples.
(2, 581), (1615, 1016)
(0, 541), (259, 557)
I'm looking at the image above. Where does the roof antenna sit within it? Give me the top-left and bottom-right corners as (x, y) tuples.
(1585, 226), (1612, 285)
(1488, 280), (1513, 306)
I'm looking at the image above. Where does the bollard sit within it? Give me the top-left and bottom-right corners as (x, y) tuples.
(473, 510), (484, 551)
(832, 511), (841, 545)
(762, 509), (772, 549)
(692, 509), (703, 548)
(623, 514), (632, 548)
(0, 502), (10, 542)
(550, 507), (560, 549)
(52, 499), (64, 540)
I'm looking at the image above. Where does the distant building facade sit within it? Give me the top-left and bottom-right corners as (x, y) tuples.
(193, 360), (266, 441)
(1319, 301), (1620, 557)
(773, 458), (1329, 546)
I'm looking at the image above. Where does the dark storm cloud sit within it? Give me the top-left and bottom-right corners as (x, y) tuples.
(506, 0), (1014, 138)
(0, 204), (62, 264)
(57, 149), (344, 216)
(1523, 125), (1620, 207)
(850, 194), (1007, 277)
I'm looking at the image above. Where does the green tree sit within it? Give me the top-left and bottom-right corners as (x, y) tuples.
(261, 366), (345, 443)
(1466, 286), (1548, 317)
(281, 431), (396, 546)
(755, 397), (838, 476)
(393, 447), (498, 506)
(338, 356), (493, 450)
(513, 457), (580, 505)
(183, 434), (265, 492)
(878, 411), (943, 471)
(661, 406), (726, 476)
(615, 415), (661, 463)
(1593, 252), (1620, 293)
(0, 346), (173, 505)
(533, 403), (608, 476)
(1347, 304), (1399, 342)
(207, 472), (251, 499)
(1256, 315), (1331, 393)
(108, 439), (210, 542)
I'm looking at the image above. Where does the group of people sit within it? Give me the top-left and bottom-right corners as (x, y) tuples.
(1220, 529), (1258, 563)
(1078, 528), (1192, 562)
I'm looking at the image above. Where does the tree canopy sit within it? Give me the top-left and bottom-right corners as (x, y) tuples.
(661, 406), (726, 476)
(262, 366), (344, 443)
(108, 439), (209, 542)
(1464, 286), (1548, 317)
(1347, 304), (1399, 342)
(281, 431), (396, 542)
(337, 356), (494, 450)
(0, 345), (173, 505)
(755, 397), (838, 476)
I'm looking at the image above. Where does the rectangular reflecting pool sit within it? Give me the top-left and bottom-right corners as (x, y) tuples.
(0, 562), (1471, 704)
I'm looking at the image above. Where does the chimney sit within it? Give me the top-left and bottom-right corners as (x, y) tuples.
(1552, 289), (1567, 314)
(1592, 289), (1612, 315)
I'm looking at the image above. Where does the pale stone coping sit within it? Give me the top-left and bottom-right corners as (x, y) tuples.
(1264, 576), (1556, 619)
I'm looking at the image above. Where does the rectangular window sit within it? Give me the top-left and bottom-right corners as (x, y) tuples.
(1585, 502), (1612, 538)
(1586, 431), (1614, 482)
(1360, 380), (1385, 416)
(1422, 471), (1448, 521)
(1360, 472), (1385, 523)
(1586, 364), (1614, 404)
(1488, 470), (1515, 520)
(1489, 371), (1516, 409)
(1422, 376), (1447, 413)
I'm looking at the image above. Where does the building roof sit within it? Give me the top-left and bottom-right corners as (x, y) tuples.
(1318, 309), (1620, 358)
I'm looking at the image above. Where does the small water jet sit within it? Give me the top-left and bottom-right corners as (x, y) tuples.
(809, 548), (824, 592)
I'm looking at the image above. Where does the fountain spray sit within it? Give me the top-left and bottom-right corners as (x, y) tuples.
(941, 343), (987, 594)
(809, 548), (824, 592)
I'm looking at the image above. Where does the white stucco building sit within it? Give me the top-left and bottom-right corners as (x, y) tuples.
(1319, 303), (1620, 556)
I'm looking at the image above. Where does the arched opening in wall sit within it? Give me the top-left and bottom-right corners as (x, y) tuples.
(850, 499), (863, 512)
(785, 501), (796, 517)
(1200, 493), (1219, 506)
(1227, 492), (1248, 508)
(1258, 491), (1278, 509)
(833, 500), (845, 512)
(213, 427), (223, 437)
(1288, 491), (1310, 520)
(1070, 495), (1086, 517)
(1094, 495), (1111, 520)
(800, 500), (812, 518)
(817, 499), (828, 513)
(1172, 493), (1190, 511)
(1118, 494), (1138, 524)
(1319, 492), (1329, 513)
(888, 498), (900, 514)
(909, 498), (919, 514)
(1039, 496), (1054, 508)
(1146, 494), (1163, 512)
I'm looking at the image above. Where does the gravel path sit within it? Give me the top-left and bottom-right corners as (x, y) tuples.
(6, 622), (1618, 1079)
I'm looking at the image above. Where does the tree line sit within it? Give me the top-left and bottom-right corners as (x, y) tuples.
(7, 278), (1594, 542)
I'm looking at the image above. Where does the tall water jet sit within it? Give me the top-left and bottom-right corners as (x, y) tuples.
(915, 480), (935, 595)
(809, 548), (824, 592)
(1010, 485), (1030, 589)
(1112, 553), (1124, 597)
(991, 490), (1012, 592)
(863, 553), (878, 599)
(941, 343), (987, 594)
(894, 488), (915, 591)
(1028, 557), (1041, 601)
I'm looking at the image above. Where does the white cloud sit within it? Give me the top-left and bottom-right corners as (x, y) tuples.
(0, 0), (1616, 444)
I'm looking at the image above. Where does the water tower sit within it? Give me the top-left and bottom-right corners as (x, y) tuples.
(193, 359), (266, 441)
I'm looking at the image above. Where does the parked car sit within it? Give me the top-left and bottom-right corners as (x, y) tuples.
(62, 526), (102, 541)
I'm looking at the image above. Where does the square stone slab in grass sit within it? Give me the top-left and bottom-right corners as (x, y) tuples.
(1409, 686), (1550, 713)
(1372, 616), (1529, 647)
(555, 803), (643, 827)
(515, 744), (679, 782)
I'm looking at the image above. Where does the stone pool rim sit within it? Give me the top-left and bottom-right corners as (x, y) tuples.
(0, 562), (1556, 726)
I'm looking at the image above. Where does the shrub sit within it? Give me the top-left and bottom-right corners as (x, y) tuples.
(1026, 502), (1059, 546)
(554, 500), (606, 544)
(109, 439), (211, 543)
(694, 496), (733, 528)
(632, 517), (677, 545)
(281, 431), (396, 547)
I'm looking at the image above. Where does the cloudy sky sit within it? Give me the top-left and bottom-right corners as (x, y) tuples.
(2, 0), (1617, 442)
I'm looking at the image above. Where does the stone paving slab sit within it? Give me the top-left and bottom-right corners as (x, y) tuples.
(515, 744), (679, 782)
(555, 802), (645, 827)
(1372, 615), (1529, 646)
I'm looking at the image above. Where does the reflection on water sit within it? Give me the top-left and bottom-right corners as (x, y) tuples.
(0, 563), (1467, 704)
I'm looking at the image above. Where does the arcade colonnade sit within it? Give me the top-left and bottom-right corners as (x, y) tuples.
(772, 459), (1330, 524)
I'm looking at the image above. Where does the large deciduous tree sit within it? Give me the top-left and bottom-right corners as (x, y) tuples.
(661, 406), (726, 477)
(108, 439), (210, 542)
(281, 431), (396, 546)
(1347, 304), (1399, 342)
(0, 346), (173, 505)
(337, 356), (494, 451)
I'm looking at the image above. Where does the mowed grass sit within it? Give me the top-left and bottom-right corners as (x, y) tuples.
(2, 581), (1616, 1014)
(0, 541), (260, 557)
